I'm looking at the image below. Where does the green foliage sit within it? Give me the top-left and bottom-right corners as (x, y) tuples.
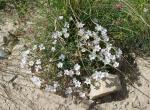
(0, 0), (6, 10)
(47, 0), (150, 54)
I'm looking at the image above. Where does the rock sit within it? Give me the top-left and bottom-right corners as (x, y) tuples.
(89, 74), (122, 100)
(0, 49), (8, 59)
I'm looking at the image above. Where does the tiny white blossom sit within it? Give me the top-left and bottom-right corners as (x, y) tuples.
(81, 48), (86, 52)
(29, 61), (34, 66)
(51, 47), (56, 52)
(62, 28), (68, 33)
(74, 63), (81, 71)
(45, 85), (56, 92)
(58, 16), (63, 20)
(93, 37), (101, 45)
(57, 62), (63, 68)
(33, 45), (37, 50)
(89, 53), (96, 60)
(65, 87), (73, 95)
(64, 22), (70, 28)
(75, 71), (80, 76)
(93, 45), (101, 52)
(36, 59), (41, 65)
(83, 34), (89, 40)
(64, 69), (70, 76)
(78, 29), (85, 36)
(53, 81), (59, 88)
(143, 8), (148, 12)
(52, 31), (62, 39)
(116, 48), (122, 58)
(52, 40), (57, 45)
(35, 65), (42, 72)
(95, 24), (103, 31)
(39, 44), (45, 50)
(86, 30), (92, 36)
(64, 33), (69, 38)
(59, 54), (65, 61)
(69, 17), (73, 21)
(69, 70), (75, 76)
(64, 70), (74, 77)
(73, 79), (81, 88)
(30, 76), (42, 87)
(113, 62), (119, 67)
(92, 71), (109, 81)
(84, 78), (91, 85)
(76, 22), (84, 28)
(57, 71), (63, 77)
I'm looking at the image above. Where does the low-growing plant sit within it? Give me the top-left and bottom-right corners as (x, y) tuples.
(22, 14), (122, 99)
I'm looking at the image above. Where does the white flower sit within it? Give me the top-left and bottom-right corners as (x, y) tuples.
(52, 31), (62, 39)
(86, 30), (92, 36)
(92, 71), (109, 81)
(113, 62), (119, 67)
(64, 22), (70, 28)
(64, 33), (69, 38)
(73, 78), (81, 88)
(76, 22), (84, 28)
(51, 47), (56, 52)
(93, 45), (101, 52)
(29, 61), (34, 66)
(89, 53), (96, 60)
(74, 63), (81, 71)
(58, 16), (63, 20)
(59, 54), (65, 61)
(64, 69), (70, 76)
(62, 28), (68, 33)
(101, 28), (109, 41)
(69, 17), (73, 21)
(30, 76), (42, 87)
(36, 59), (41, 65)
(57, 71), (63, 77)
(116, 48), (122, 58)
(64, 69), (75, 77)
(75, 71), (80, 76)
(57, 62), (63, 68)
(39, 44), (45, 50)
(78, 29), (85, 36)
(82, 34), (89, 40)
(84, 78), (91, 85)
(69, 70), (75, 76)
(35, 65), (42, 72)
(52, 40), (57, 45)
(53, 81), (59, 88)
(103, 57), (111, 65)
(45, 85), (56, 92)
(81, 48), (86, 52)
(33, 45), (37, 50)
(95, 24), (103, 31)
(65, 87), (72, 95)
(79, 92), (86, 98)
(93, 37), (100, 45)
(143, 8), (148, 13)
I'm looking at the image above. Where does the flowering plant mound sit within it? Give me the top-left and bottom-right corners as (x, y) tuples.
(25, 17), (122, 99)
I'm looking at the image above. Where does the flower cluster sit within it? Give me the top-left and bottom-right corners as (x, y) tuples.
(27, 16), (122, 99)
